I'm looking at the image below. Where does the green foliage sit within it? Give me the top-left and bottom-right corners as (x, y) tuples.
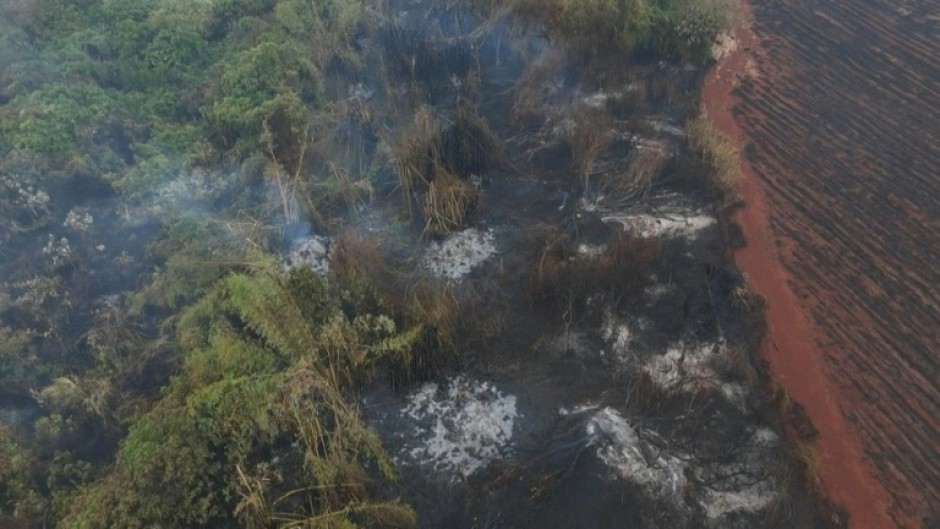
(18, 0), (99, 39)
(4, 83), (112, 156)
(508, 0), (730, 62)
(512, 0), (652, 56)
(0, 0), (368, 194)
(127, 217), (255, 315)
(207, 39), (318, 140)
(649, 0), (731, 63)
(177, 326), (278, 391)
(0, 325), (43, 387)
(63, 264), (417, 528)
(0, 427), (46, 526)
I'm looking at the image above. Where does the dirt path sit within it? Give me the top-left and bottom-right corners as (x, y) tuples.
(700, 2), (906, 528)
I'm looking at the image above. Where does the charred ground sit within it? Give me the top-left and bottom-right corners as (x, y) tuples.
(0, 1), (826, 528)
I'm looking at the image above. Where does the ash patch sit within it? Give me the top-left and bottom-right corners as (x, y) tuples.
(282, 235), (331, 274)
(395, 376), (518, 480)
(422, 228), (496, 279)
(63, 208), (94, 232)
(695, 428), (781, 523)
(642, 341), (747, 407)
(601, 208), (715, 239)
(586, 407), (687, 498)
(577, 242), (607, 258)
(576, 407), (779, 526)
(602, 309), (632, 360)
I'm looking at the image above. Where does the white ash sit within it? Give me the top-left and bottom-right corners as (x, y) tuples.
(641, 341), (748, 408)
(282, 236), (331, 274)
(42, 235), (72, 266)
(1, 174), (50, 217)
(645, 281), (678, 299)
(644, 342), (721, 390)
(396, 376), (518, 480)
(544, 331), (595, 360)
(582, 92), (610, 109)
(696, 428), (780, 522)
(348, 83), (374, 100)
(581, 407), (779, 523)
(601, 310), (632, 358)
(150, 170), (227, 210)
(422, 228), (496, 280)
(558, 403), (601, 416)
(63, 209), (94, 231)
(577, 243), (607, 258)
(646, 119), (686, 138)
(586, 407), (687, 498)
(580, 86), (638, 109)
(711, 31), (738, 61)
(601, 209), (715, 239)
(702, 487), (776, 521)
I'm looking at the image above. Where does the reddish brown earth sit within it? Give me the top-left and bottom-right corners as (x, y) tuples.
(702, 0), (939, 528)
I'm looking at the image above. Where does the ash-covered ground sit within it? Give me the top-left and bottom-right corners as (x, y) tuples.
(0, 1), (823, 527)
(274, 7), (815, 519)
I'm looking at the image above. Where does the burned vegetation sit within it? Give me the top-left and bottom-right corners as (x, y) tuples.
(0, 1), (826, 528)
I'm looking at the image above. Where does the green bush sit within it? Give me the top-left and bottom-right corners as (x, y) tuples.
(649, 0), (731, 63)
(63, 263), (417, 528)
(509, 0), (731, 62)
(514, 0), (653, 56)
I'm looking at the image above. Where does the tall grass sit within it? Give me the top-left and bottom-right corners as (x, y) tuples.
(388, 100), (504, 235)
(686, 115), (742, 209)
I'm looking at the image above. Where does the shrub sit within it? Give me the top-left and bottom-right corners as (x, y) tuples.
(513, 0), (653, 57)
(649, 0), (732, 63)
(508, 0), (731, 63)
(63, 262), (418, 529)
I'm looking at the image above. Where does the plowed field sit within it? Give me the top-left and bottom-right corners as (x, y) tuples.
(704, 0), (939, 527)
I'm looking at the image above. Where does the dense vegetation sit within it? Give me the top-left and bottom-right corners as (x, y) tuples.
(0, 1), (735, 527)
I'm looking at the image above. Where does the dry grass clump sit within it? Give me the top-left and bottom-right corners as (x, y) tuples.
(764, 450), (800, 525)
(387, 280), (461, 389)
(599, 147), (666, 205)
(796, 443), (821, 489)
(388, 101), (505, 235)
(686, 115), (742, 209)
(726, 275), (768, 347)
(707, 341), (760, 395)
(442, 98), (511, 177)
(424, 169), (480, 235)
(729, 276), (766, 315)
(329, 230), (390, 293)
(627, 371), (676, 412)
(315, 162), (376, 219)
(594, 237), (661, 296)
(567, 106), (612, 192)
(405, 280), (460, 352)
(391, 106), (440, 199)
(511, 50), (566, 126)
(530, 234), (660, 316)
(327, 233), (461, 390)
(261, 100), (379, 226)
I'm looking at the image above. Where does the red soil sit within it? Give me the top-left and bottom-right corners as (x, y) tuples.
(701, 2), (915, 528)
